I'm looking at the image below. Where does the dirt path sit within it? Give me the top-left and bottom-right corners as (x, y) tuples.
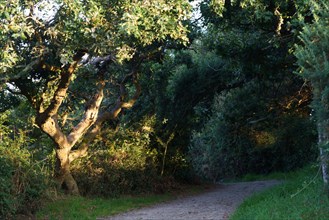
(97, 180), (282, 220)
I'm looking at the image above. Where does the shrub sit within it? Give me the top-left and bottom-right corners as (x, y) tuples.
(71, 125), (176, 197)
(189, 91), (317, 181)
(0, 112), (50, 219)
(248, 116), (318, 174)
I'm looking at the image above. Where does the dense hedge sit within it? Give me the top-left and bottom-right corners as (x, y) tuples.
(189, 92), (318, 181)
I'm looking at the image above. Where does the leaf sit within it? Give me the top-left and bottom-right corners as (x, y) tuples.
(20, 32), (27, 40)
(4, 11), (10, 20)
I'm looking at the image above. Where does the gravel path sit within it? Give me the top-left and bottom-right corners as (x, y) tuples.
(98, 180), (282, 220)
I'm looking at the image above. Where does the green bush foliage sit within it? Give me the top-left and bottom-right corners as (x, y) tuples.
(71, 123), (178, 197)
(0, 112), (50, 219)
(189, 90), (317, 181)
(249, 116), (318, 173)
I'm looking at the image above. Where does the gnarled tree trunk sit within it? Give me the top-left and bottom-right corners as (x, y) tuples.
(34, 59), (106, 195)
(18, 53), (141, 195)
(55, 146), (79, 195)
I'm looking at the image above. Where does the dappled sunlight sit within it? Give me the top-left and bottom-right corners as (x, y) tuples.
(251, 130), (276, 147)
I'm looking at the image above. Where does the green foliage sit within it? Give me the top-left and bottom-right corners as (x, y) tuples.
(189, 87), (317, 181)
(295, 1), (329, 83)
(295, 0), (329, 122)
(170, 0), (317, 182)
(295, 0), (329, 190)
(231, 165), (329, 220)
(189, 90), (254, 181)
(0, 111), (50, 219)
(264, 116), (317, 171)
(0, 0), (191, 74)
(71, 122), (176, 197)
(0, 89), (21, 112)
(120, 0), (191, 46)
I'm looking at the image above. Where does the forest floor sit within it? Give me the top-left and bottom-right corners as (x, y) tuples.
(97, 180), (282, 220)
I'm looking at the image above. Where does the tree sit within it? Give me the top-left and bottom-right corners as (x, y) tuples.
(0, 0), (191, 194)
(176, 0), (317, 180)
(295, 0), (329, 194)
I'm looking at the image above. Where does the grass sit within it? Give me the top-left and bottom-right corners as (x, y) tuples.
(36, 194), (171, 220)
(231, 164), (329, 220)
(36, 184), (207, 220)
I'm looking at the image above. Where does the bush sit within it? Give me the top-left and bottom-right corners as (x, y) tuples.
(189, 91), (317, 181)
(0, 112), (50, 219)
(71, 125), (177, 197)
(248, 116), (318, 174)
(189, 90), (256, 181)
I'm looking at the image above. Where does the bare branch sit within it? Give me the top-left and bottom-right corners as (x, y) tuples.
(36, 53), (86, 146)
(40, 62), (61, 72)
(69, 65), (142, 162)
(40, 61), (78, 117)
(121, 79), (141, 108)
(67, 80), (105, 146)
(38, 115), (68, 148)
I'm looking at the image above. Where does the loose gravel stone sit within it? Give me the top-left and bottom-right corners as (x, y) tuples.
(98, 180), (282, 220)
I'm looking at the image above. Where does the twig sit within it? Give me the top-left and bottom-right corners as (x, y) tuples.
(290, 165), (321, 198)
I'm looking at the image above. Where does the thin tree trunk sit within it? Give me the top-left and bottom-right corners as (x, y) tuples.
(155, 132), (175, 176)
(317, 121), (329, 194)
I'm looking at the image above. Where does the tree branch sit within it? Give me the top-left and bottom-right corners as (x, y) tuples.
(67, 80), (105, 147)
(36, 53), (85, 147)
(69, 66), (142, 162)
(39, 61), (78, 117)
